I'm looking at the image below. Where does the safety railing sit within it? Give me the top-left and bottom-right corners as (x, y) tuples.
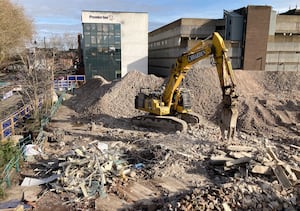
(1, 92), (65, 189)
(54, 75), (85, 91)
(0, 99), (42, 141)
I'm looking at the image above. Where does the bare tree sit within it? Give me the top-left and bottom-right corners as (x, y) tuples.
(0, 0), (34, 65)
(17, 49), (53, 121)
(63, 33), (78, 50)
(37, 33), (78, 51)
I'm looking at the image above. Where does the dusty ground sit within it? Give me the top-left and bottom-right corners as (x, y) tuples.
(1, 64), (300, 210)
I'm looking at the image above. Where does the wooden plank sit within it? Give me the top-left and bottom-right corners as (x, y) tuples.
(291, 167), (300, 180)
(267, 147), (280, 162)
(122, 182), (155, 202)
(0, 119), (3, 141)
(10, 116), (14, 136)
(292, 155), (300, 162)
(229, 152), (253, 159)
(226, 145), (255, 152)
(225, 157), (251, 167)
(272, 165), (292, 188)
(290, 144), (300, 151)
(210, 156), (234, 165)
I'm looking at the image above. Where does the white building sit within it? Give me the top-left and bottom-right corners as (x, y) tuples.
(81, 11), (148, 80)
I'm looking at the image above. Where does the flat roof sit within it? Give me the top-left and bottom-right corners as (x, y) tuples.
(82, 10), (147, 14)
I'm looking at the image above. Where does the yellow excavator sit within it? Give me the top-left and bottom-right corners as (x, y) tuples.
(133, 32), (238, 140)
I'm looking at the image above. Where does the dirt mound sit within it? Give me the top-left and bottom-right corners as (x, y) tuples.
(70, 66), (299, 140)
(182, 65), (222, 120)
(70, 76), (111, 111)
(71, 71), (164, 118)
(235, 71), (300, 139)
(182, 66), (300, 139)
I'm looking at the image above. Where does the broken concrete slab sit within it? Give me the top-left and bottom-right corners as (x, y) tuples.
(21, 174), (60, 186)
(226, 145), (255, 152)
(225, 157), (252, 167)
(251, 165), (271, 175)
(229, 152), (253, 159)
(210, 155), (234, 165)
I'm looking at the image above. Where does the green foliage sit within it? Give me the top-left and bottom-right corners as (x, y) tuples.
(0, 141), (20, 171)
(0, 141), (21, 199)
(0, 184), (4, 199)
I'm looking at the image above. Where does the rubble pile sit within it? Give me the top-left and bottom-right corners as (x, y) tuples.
(5, 68), (299, 210)
(208, 142), (300, 186)
(46, 141), (138, 199)
(69, 66), (300, 140)
(130, 139), (300, 210)
(125, 143), (191, 179)
(153, 181), (300, 211)
(16, 126), (300, 210)
(71, 71), (164, 118)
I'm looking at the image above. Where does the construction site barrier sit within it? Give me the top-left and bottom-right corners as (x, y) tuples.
(1, 92), (65, 189)
(0, 99), (42, 141)
(1, 75), (85, 140)
(54, 75), (85, 91)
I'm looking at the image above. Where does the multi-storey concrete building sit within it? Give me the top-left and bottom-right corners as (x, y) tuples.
(226, 6), (300, 71)
(148, 6), (300, 76)
(266, 8), (300, 71)
(148, 18), (225, 76)
(81, 11), (148, 80)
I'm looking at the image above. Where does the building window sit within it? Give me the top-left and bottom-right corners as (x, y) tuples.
(83, 23), (121, 80)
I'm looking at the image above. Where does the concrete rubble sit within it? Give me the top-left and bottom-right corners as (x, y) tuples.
(3, 70), (299, 210)
(16, 128), (299, 210)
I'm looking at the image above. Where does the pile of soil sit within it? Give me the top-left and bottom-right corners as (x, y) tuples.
(69, 66), (300, 140)
(72, 71), (164, 118)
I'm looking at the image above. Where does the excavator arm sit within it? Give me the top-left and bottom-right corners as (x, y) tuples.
(133, 32), (238, 138)
(163, 32), (237, 111)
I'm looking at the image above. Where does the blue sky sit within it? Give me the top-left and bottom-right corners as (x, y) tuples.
(12, 0), (300, 37)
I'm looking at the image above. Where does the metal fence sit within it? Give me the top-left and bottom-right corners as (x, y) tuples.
(54, 75), (85, 91)
(0, 99), (42, 141)
(1, 92), (65, 189)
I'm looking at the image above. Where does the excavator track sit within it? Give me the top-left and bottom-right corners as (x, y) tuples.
(131, 115), (188, 133)
(176, 112), (201, 124)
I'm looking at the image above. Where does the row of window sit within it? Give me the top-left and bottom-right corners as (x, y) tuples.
(84, 23), (121, 33)
(149, 39), (168, 49)
(84, 35), (121, 47)
(84, 23), (121, 48)
(83, 23), (122, 80)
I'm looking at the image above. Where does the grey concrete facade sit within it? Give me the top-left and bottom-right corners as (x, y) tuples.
(149, 6), (300, 76)
(148, 18), (224, 76)
(266, 14), (300, 71)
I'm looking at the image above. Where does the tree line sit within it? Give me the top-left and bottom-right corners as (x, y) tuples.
(0, 0), (78, 128)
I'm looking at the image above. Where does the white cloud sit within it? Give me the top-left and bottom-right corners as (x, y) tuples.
(12, 0), (300, 36)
